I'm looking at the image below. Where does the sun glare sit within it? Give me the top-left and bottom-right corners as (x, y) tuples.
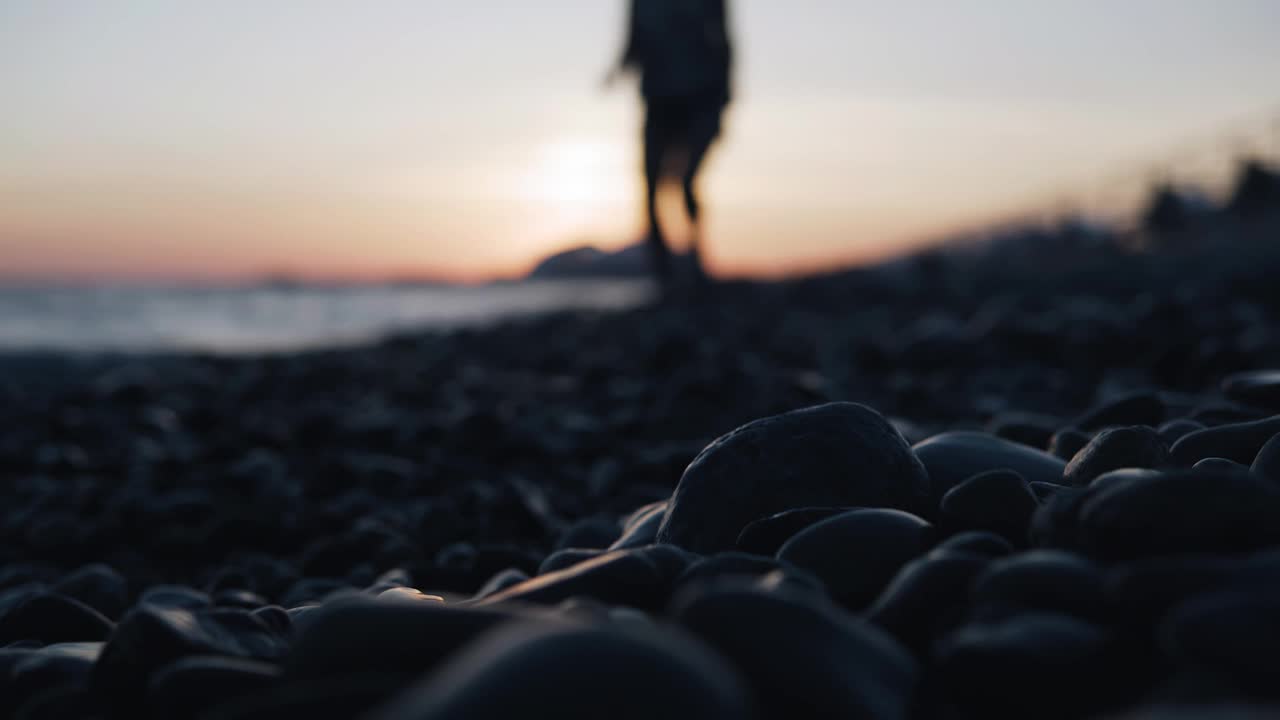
(507, 137), (632, 245)
(521, 138), (628, 208)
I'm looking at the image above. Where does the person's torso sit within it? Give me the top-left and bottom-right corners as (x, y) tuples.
(634, 0), (727, 99)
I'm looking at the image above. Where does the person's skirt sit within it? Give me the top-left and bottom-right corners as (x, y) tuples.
(643, 94), (725, 178)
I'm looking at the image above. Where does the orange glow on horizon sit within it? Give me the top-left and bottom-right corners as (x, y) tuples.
(4, 1), (1278, 286)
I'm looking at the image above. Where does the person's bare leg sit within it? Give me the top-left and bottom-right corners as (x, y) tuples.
(643, 121), (672, 286)
(682, 130), (716, 285)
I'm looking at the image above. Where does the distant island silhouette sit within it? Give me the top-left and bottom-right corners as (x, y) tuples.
(529, 242), (693, 280)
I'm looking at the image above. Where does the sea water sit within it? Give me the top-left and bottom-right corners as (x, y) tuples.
(0, 279), (654, 354)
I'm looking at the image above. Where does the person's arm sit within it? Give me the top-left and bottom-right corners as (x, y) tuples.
(710, 0), (733, 103)
(618, 2), (643, 67)
(605, 0), (642, 87)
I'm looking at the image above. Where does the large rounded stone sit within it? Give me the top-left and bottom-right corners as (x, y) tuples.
(913, 432), (1067, 502)
(672, 584), (917, 720)
(368, 622), (754, 720)
(657, 403), (931, 553)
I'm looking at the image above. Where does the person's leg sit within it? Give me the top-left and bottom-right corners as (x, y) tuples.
(681, 107), (721, 283)
(643, 107), (672, 284)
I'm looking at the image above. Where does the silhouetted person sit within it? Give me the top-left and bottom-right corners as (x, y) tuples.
(607, 0), (733, 289)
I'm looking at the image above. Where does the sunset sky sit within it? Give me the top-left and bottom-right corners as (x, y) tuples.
(3, 1), (1279, 282)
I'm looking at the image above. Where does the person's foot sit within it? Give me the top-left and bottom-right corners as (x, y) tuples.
(646, 231), (673, 280)
(688, 245), (712, 289)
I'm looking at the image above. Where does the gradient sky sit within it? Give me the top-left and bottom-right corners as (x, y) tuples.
(3, 1), (1279, 282)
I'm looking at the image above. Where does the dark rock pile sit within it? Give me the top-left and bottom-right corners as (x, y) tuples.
(3, 242), (1280, 718)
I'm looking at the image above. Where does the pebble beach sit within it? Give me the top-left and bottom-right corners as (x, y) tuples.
(4, 235), (1280, 718)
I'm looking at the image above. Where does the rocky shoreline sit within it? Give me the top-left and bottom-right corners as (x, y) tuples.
(4, 239), (1280, 718)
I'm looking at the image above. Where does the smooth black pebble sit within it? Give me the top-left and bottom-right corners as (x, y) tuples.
(777, 509), (934, 609)
(939, 469), (1039, 544)
(658, 403), (932, 553)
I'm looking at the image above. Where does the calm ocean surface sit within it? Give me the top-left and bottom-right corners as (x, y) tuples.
(0, 279), (654, 354)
